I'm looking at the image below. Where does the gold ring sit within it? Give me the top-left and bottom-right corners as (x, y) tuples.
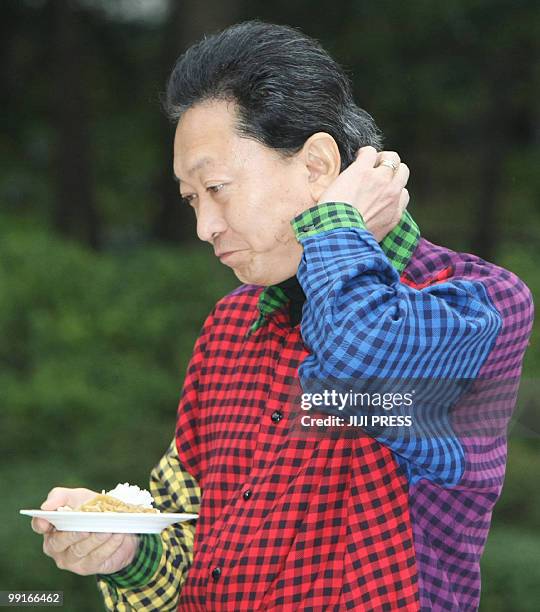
(379, 159), (399, 173)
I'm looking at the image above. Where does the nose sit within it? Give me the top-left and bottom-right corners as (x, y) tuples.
(196, 198), (228, 243)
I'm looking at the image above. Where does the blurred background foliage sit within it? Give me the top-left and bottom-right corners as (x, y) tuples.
(1, 0), (538, 610)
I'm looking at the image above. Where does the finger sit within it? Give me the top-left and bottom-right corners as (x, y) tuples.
(392, 162), (410, 188)
(376, 151), (401, 174)
(376, 150), (401, 166)
(44, 530), (91, 555)
(398, 188), (410, 216)
(66, 533), (127, 576)
(354, 146), (378, 169)
(41, 487), (97, 512)
(41, 487), (71, 511)
(86, 533), (126, 567)
(31, 517), (55, 535)
(70, 532), (118, 560)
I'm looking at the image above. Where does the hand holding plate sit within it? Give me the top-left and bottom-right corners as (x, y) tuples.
(30, 486), (139, 576)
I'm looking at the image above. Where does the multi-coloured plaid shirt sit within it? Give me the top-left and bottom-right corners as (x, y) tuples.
(97, 204), (533, 611)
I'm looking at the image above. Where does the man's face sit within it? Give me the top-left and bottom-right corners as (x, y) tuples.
(173, 100), (314, 285)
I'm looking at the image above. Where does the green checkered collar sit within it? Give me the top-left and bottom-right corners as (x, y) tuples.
(250, 203), (420, 333)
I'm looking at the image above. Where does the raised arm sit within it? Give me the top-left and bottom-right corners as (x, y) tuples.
(291, 148), (515, 486)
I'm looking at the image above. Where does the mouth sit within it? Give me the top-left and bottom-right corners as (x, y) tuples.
(216, 250), (245, 264)
(216, 250), (236, 260)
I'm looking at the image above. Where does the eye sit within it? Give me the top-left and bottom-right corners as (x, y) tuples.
(208, 183), (225, 194)
(181, 193), (197, 205)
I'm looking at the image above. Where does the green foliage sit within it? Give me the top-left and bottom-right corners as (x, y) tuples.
(1, 222), (236, 608)
(498, 242), (540, 377)
(1, 220), (237, 473)
(492, 440), (540, 531)
(480, 528), (540, 612)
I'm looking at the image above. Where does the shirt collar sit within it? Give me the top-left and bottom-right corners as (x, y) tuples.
(250, 210), (420, 333)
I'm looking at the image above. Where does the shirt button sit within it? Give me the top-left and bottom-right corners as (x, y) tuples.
(243, 489), (252, 500)
(271, 410), (283, 423)
(211, 567), (221, 581)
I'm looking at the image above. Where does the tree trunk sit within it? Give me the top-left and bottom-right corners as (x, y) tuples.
(50, 0), (99, 249)
(152, 0), (241, 244)
(471, 61), (514, 262)
(471, 127), (504, 262)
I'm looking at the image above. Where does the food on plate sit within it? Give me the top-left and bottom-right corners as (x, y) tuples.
(58, 483), (160, 514)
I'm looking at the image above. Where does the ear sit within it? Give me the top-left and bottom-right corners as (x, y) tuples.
(300, 132), (341, 203)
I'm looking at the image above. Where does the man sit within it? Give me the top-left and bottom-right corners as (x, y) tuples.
(32, 21), (533, 611)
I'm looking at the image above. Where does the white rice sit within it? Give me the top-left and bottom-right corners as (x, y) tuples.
(104, 483), (155, 509)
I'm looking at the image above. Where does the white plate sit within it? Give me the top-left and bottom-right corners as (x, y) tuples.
(20, 509), (198, 534)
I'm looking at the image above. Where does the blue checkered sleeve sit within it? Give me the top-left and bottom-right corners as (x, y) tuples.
(294, 204), (503, 486)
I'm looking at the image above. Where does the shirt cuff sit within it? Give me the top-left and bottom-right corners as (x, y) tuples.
(97, 533), (163, 589)
(291, 202), (366, 240)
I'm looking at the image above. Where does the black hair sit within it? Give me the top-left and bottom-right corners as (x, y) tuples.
(164, 20), (382, 170)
